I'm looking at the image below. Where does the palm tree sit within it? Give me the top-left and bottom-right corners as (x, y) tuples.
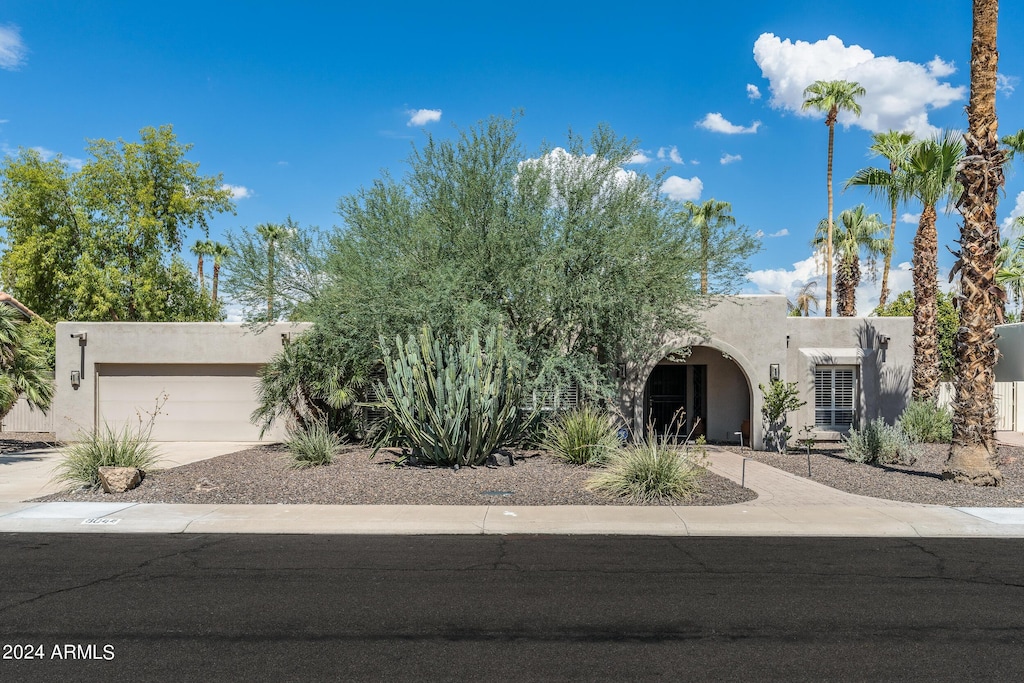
(256, 223), (288, 320)
(0, 306), (53, 420)
(209, 242), (231, 305)
(190, 239), (214, 290)
(903, 131), (964, 401)
(1002, 129), (1024, 159)
(802, 79), (866, 317)
(812, 205), (889, 316)
(682, 198), (735, 295)
(944, 0), (1003, 486)
(793, 281), (820, 316)
(846, 130), (915, 308)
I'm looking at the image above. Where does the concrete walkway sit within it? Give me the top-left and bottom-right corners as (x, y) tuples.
(1, 443), (1023, 536)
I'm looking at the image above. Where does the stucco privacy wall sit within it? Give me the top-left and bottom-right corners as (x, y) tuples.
(54, 322), (311, 442)
(619, 296), (914, 449)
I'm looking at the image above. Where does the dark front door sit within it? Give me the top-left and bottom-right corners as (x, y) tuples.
(646, 364), (707, 440)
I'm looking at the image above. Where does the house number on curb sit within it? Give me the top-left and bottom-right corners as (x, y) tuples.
(81, 518), (120, 525)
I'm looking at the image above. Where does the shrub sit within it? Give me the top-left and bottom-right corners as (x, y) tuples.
(897, 399), (952, 444)
(843, 418), (918, 466)
(541, 405), (620, 465)
(286, 420), (344, 468)
(53, 422), (160, 491)
(586, 438), (703, 503)
(373, 326), (530, 467)
(759, 379), (806, 453)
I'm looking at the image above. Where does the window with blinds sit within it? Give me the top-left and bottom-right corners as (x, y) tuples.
(814, 367), (856, 430)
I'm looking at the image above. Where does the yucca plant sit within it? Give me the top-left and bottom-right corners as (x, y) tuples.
(286, 420), (344, 468)
(541, 405), (620, 466)
(372, 326), (529, 467)
(52, 422), (160, 491)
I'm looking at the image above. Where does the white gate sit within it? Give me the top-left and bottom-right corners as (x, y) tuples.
(938, 381), (1021, 431)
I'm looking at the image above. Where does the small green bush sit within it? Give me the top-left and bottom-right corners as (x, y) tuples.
(541, 405), (620, 466)
(843, 418), (918, 466)
(286, 421), (344, 468)
(897, 399), (953, 444)
(586, 439), (703, 503)
(53, 423), (160, 491)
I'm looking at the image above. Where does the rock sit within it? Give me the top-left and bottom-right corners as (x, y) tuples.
(97, 466), (143, 493)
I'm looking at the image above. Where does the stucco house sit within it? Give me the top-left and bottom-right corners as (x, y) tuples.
(54, 297), (915, 448)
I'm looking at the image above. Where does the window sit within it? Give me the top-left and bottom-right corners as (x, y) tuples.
(814, 367), (856, 430)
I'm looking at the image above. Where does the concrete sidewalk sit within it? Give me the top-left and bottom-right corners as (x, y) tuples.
(1, 443), (1023, 536)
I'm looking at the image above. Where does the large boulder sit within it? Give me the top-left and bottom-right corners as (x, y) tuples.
(97, 467), (143, 494)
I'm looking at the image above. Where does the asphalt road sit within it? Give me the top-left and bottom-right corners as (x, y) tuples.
(2, 534), (1023, 682)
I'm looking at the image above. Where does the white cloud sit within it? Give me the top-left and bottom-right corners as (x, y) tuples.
(626, 150), (654, 164)
(660, 175), (703, 201)
(518, 147), (641, 207)
(720, 153), (742, 165)
(221, 183), (253, 199)
(753, 33), (965, 137)
(997, 74), (1019, 96)
(690, 159), (700, 165)
(0, 24), (27, 70)
(698, 113), (761, 134)
(746, 84), (761, 100)
(1002, 191), (1024, 230)
(900, 212), (921, 224)
(747, 256), (915, 315)
(768, 229), (789, 238)
(407, 108), (442, 126)
(657, 145), (684, 164)
(28, 146), (83, 170)
(276, 160), (289, 166)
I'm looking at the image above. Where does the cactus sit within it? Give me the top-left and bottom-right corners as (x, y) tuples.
(374, 326), (528, 466)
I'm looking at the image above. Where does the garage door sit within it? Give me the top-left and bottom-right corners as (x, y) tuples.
(96, 364), (273, 441)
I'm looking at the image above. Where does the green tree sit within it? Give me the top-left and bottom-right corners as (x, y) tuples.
(904, 131), (964, 401)
(221, 219), (329, 322)
(802, 79), (866, 317)
(946, 0), (1003, 485)
(812, 205), (888, 316)
(0, 306), (53, 420)
(846, 130), (915, 308)
(274, 115), (758, 428)
(874, 290), (958, 380)
(0, 125), (232, 322)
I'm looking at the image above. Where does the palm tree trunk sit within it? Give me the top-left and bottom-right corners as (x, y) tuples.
(878, 194), (898, 308)
(197, 255), (205, 290)
(945, 0), (1003, 485)
(212, 263), (220, 304)
(825, 121), (835, 317)
(912, 204), (941, 401)
(838, 258), (859, 317)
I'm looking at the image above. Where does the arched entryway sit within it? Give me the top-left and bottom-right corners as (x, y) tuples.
(642, 345), (753, 444)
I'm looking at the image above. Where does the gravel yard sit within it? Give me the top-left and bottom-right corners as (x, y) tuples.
(34, 443), (757, 507)
(740, 441), (1024, 507)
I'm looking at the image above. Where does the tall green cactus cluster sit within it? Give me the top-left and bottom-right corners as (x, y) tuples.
(375, 326), (527, 467)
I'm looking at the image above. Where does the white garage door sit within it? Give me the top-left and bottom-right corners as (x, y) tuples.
(96, 364), (273, 441)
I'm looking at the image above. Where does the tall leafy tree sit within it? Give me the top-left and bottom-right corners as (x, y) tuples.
(812, 205), (888, 316)
(802, 79), (866, 317)
(0, 125), (232, 321)
(874, 290), (958, 380)
(904, 131), (964, 401)
(946, 0), (1004, 485)
(846, 130), (915, 308)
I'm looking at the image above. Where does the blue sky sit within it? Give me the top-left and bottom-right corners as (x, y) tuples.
(3, 1), (1024, 316)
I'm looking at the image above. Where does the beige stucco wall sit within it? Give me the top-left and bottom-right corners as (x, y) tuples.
(54, 322), (311, 442)
(619, 295), (914, 449)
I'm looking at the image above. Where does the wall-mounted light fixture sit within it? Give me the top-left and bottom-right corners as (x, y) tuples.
(70, 370), (81, 390)
(770, 363), (780, 381)
(281, 332), (292, 346)
(878, 334), (890, 346)
(786, 334), (790, 348)
(615, 363), (627, 379)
